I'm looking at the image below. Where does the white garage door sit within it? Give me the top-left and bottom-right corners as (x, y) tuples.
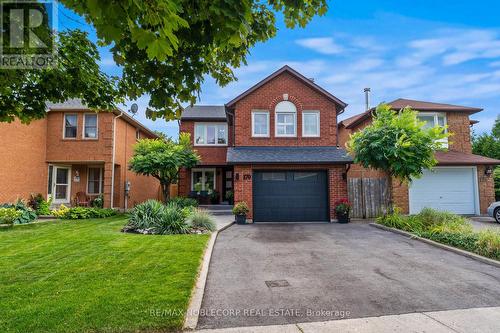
(409, 167), (479, 215)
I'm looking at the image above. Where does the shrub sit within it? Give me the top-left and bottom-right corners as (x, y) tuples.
(476, 230), (500, 260)
(62, 207), (117, 220)
(232, 202), (249, 215)
(28, 193), (52, 215)
(377, 207), (500, 261)
(52, 204), (70, 218)
(188, 209), (216, 231)
(127, 200), (190, 234)
(1, 201), (37, 224)
(0, 208), (21, 224)
(422, 231), (479, 253)
(91, 195), (104, 208)
(128, 200), (166, 230)
(156, 203), (190, 235)
(168, 197), (198, 208)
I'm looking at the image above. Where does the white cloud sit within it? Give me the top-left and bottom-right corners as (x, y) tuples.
(407, 29), (500, 66)
(295, 37), (344, 54)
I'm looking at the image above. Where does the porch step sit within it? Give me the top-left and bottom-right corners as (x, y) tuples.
(199, 205), (234, 216)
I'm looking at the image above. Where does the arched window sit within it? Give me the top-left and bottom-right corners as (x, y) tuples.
(275, 101), (296, 137)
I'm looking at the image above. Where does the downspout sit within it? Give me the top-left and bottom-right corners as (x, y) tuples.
(111, 111), (123, 209)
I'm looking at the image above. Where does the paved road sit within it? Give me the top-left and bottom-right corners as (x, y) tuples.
(197, 223), (500, 329)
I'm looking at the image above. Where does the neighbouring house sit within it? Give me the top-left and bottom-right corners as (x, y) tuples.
(178, 66), (500, 222)
(338, 98), (500, 218)
(179, 65), (354, 222)
(0, 99), (161, 209)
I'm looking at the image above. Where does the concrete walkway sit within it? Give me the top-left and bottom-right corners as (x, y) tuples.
(196, 306), (500, 333)
(469, 216), (500, 231)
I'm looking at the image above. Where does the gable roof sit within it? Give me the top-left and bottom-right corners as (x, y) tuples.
(47, 99), (158, 138)
(341, 98), (483, 129)
(225, 65), (347, 111)
(181, 105), (227, 121)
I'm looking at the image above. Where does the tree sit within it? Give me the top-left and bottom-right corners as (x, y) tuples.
(129, 133), (199, 202)
(0, 0), (119, 122)
(347, 104), (449, 207)
(2, 0), (327, 122)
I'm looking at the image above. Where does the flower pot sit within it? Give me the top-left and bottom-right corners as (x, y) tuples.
(337, 212), (350, 224)
(235, 214), (246, 224)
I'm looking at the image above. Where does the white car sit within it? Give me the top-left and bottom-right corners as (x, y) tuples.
(487, 202), (500, 223)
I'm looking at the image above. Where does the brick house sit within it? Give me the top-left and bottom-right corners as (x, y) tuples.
(179, 66), (499, 222)
(0, 99), (160, 209)
(338, 99), (500, 217)
(179, 66), (354, 222)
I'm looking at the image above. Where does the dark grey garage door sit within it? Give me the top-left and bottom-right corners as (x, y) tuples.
(253, 171), (329, 222)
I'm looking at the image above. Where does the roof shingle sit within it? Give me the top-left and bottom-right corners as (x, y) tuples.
(181, 105), (227, 121)
(435, 151), (500, 165)
(226, 146), (354, 164)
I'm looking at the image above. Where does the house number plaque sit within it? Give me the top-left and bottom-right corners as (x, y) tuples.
(243, 174), (252, 180)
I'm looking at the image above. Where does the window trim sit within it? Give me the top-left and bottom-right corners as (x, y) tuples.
(302, 110), (320, 137)
(82, 113), (99, 140)
(63, 113), (78, 139)
(417, 112), (448, 147)
(87, 166), (104, 195)
(191, 168), (216, 192)
(251, 110), (270, 137)
(194, 122), (228, 146)
(275, 101), (297, 137)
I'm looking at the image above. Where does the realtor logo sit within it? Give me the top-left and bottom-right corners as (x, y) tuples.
(0, 0), (57, 69)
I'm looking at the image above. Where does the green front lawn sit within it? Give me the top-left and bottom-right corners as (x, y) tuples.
(0, 216), (209, 333)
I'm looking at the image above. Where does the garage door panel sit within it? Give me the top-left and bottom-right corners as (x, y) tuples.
(253, 171), (329, 222)
(409, 168), (477, 215)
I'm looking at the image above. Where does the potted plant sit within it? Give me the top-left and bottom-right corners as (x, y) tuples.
(209, 190), (220, 204)
(232, 202), (249, 224)
(225, 190), (234, 205)
(334, 198), (351, 224)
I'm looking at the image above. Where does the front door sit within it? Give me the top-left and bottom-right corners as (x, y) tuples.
(51, 166), (71, 204)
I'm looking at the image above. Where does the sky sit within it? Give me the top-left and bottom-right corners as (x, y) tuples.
(58, 1), (500, 138)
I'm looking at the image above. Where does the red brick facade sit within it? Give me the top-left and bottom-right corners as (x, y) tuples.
(178, 67), (349, 220)
(233, 71), (340, 147)
(338, 109), (496, 214)
(0, 110), (160, 209)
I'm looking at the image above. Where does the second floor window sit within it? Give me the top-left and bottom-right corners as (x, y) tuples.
(64, 114), (77, 138)
(417, 112), (448, 146)
(252, 111), (269, 137)
(83, 114), (98, 139)
(302, 111), (320, 137)
(194, 123), (227, 145)
(275, 101), (297, 137)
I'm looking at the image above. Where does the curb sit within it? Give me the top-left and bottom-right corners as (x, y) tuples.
(183, 221), (234, 330)
(370, 223), (500, 269)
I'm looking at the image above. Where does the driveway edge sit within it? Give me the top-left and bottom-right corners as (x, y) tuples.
(370, 223), (500, 269)
(184, 221), (234, 330)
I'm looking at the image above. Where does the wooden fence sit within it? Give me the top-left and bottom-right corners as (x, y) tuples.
(348, 178), (390, 218)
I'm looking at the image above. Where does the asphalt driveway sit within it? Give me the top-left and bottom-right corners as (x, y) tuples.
(197, 222), (500, 329)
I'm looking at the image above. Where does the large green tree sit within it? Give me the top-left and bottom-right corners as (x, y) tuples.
(129, 133), (199, 202)
(347, 104), (449, 207)
(2, 0), (328, 122)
